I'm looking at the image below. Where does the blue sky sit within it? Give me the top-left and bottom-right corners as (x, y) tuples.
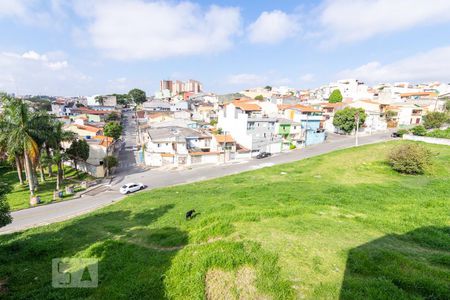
(1, 0), (450, 96)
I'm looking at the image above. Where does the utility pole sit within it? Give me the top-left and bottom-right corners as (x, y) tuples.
(304, 113), (309, 147)
(223, 131), (227, 163)
(355, 111), (359, 147)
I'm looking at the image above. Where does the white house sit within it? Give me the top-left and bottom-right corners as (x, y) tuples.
(142, 126), (221, 167)
(348, 100), (388, 133)
(217, 99), (282, 155)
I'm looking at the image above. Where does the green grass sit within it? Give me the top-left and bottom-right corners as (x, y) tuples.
(0, 165), (94, 211)
(0, 141), (449, 299)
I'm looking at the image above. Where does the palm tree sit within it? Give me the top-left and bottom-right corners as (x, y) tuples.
(47, 121), (75, 190)
(0, 129), (24, 185)
(95, 95), (105, 106)
(1, 97), (40, 197)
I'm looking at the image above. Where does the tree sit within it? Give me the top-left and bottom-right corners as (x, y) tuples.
(385, 110), (397, 122)
(411, 125), (427, 136)
(0, 183), (12, 228)
(333, 107), (366, 134)
(423, 112), (447, 129)
(1, 97), (40, 197)
(104, 122), (123, 141)
(95, 95), (105, 106)
(254, 95), (264, 101)
(112, 94), (129, 106)
(128, 89), (146, 105)
(264, 86), (272, 91)
(446, 99), (450, 112)
(66, 139), (89, 173)
(105, 112), (120, 122)
(0, 115), (24, 185)
(48, 121), (76, 190)
(103, 155), (118, 175)
(329, 89), (343, 103)
(103, 122), (122, 176)
(388, 144), (433, 174)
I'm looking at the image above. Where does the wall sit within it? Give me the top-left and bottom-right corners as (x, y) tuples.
(403, 134), (450, 146)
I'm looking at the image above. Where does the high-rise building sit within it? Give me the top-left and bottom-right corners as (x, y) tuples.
(159, 79), (203, 94)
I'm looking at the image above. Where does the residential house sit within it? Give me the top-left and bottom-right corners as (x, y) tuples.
(218, 99), (282, 154)
(320, 102), (345, 132)
(146, 112), (174, 124)
(150, 119), (201, 129)
(348, 100), (388, 133)
(383, 104), (424, 127)
(282, 105), (326, 145)
(143, 126), (218, 166)
(276, 119), (303, 150)
(143, 100), (171, 111)
(62, 135), (115, 178)
(192, 105), (215, 122)
(170, 101), (189, 112)
(64, 124), (103, 138)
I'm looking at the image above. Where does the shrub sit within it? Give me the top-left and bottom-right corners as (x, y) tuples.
(289, 144), (296, 150)
(423, 112), (447, 129)
(426, 128), (450, 139)
(411, 125), (427, 136)
(388, 144), (433, 174)
(396, 129), (409, 137)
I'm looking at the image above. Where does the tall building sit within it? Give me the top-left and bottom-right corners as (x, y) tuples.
(159, 79), (203, 94)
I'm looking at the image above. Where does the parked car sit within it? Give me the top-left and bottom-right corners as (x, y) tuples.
(120, 183), (146, 194)
(256, 152), (272, 159)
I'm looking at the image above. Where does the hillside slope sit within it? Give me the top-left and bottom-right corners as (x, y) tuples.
(0, 141), (449, 299)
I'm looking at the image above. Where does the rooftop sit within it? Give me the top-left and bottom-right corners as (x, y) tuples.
(148, 126), (206, 142)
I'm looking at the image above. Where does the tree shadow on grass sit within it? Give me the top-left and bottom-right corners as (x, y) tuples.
(339, 226), (450, 300)
(0, 204), (188, 299)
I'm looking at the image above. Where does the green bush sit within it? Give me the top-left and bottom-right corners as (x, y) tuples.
(426, 128), (450, 139)
(289, 144), (296, 150)
(388, 144), (433, 174)
(411, 125), (427, 136)
(423, 112), (447, 129)
(396, 129), (409, 137)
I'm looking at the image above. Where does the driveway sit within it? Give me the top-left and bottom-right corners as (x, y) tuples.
(0, 131), (393, 234)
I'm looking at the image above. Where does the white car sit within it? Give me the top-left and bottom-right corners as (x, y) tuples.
(120, 183), (146, 194)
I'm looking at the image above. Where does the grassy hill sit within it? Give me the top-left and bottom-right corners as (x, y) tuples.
(0, 141), (449, 299)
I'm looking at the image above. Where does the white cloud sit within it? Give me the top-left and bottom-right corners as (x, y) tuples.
(248, 10), (300, 44)
(0, 50), (90, 95)
(0, 0), (28, 19)
(227, 73), (268, 86)
(75, 0), (241, 60)
(0, 0), (66, 27)
(319, 0), (450, 45)
(338, 46), (450, 83)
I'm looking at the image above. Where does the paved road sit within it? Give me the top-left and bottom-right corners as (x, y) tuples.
(116, 110), (139, 174)
(0, 131), (393, 235)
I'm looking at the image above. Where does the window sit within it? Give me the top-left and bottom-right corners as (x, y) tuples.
(157, 143), (161, 147)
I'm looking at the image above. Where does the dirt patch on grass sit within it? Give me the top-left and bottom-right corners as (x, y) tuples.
(205, 269), (235, 300)
(205, 266), (270, 300)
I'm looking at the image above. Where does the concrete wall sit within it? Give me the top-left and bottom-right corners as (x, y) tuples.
(403, 134), (450, 146)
